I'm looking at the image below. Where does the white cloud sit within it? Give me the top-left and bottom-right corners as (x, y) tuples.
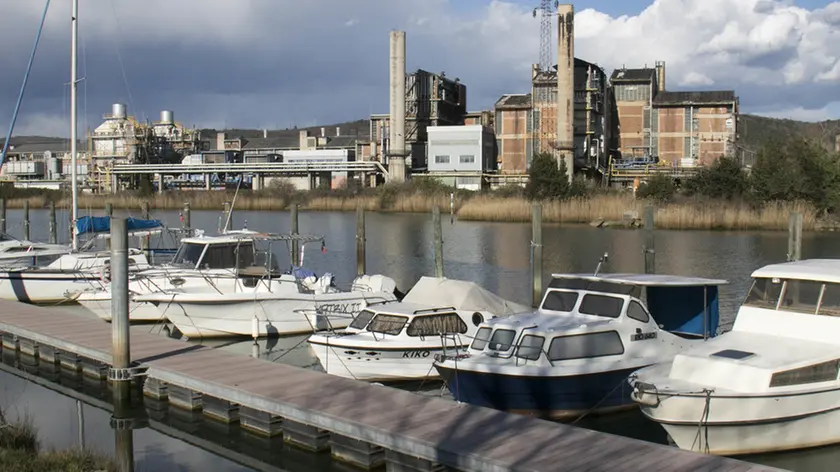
(1, 0), (839, 135)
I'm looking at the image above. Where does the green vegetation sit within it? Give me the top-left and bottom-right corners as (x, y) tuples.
(635, 174), (676, 203)
(0, 410), (115, 472)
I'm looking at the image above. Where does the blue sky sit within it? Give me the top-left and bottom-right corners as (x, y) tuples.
(0, 0), (839, 136)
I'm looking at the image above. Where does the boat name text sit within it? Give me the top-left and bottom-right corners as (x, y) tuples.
(403, 350), (431, 358)
(630, 332), (657, 341)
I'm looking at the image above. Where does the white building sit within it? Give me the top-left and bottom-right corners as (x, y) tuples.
(427, 125), (495, 173)
(281, 148), (354, 190)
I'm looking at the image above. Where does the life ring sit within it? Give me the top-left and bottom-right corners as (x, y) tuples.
(100, 266), (111, 284)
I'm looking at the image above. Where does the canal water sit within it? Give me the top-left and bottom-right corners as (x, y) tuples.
(1, 208), (839, 471)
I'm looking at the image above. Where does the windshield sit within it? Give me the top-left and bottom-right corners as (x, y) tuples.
(171, 242), (205, 268)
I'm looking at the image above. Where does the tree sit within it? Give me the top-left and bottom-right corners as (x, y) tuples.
(526, 152), (570, 200)
(683, 155), (748, 200)
(635, 174), (676, 202)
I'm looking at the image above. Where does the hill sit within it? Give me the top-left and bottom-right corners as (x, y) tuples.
(739, 115), (840, 152)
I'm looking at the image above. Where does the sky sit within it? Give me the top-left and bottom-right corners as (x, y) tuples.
(0, 0), (839, 138)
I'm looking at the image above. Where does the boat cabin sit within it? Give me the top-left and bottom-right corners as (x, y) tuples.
(467, 273), (728, 363)
(347, 303), (476, 339)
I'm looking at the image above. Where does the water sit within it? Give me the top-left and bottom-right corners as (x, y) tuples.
(2, 207), (840, 471)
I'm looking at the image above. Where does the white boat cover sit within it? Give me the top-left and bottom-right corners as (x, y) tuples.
(401, 277), (531, 316)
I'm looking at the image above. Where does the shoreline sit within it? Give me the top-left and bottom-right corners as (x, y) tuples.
(0, 191), (828, 231)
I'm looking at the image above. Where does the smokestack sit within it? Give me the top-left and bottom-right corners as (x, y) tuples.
(216, 132), (226, 151)
(320, 127), (325, 137)
(263, 129), (267, 139)
(388, 30), (407, 183)
(556, 4), (574, 184)
(336, 127), (341, 137)
(655, 61), (666, 93)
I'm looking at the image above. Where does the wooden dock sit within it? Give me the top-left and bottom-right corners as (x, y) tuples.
(0, 301), (785, 472)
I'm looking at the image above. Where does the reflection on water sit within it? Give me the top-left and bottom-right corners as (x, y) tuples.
(4, 209), (840, 471)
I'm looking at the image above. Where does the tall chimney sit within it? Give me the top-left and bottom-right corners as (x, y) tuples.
(336, 127), (341, 137)
(320, 127), (325, 137)
(556, 4), (575, 184)
(263, 129), (267, 138)
(655, 61), (666, 93)
(388, 30), (407, 183)
(216, 132), (226, 151)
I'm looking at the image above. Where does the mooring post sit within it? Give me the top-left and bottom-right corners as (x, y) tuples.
(49, 201), (57, 244)
(111, 217), (131, 383)
(432, 206), (444, 278)
(449, 192), (455, 225)
(788, 212), (803, 262)
(290, 204), (300, 266)
(0, 198), (6, 234)
(183, 202), (191, 237)
(141, 202), (150, 256)
(22, 200), (30, 241)
(105, 202), (113, 250)
(356, 206), (366, 276)
(531, 203), (543, 308)
(644, 205), (655, 274)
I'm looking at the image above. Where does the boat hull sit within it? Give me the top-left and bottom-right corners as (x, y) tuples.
(158, 292), (395, 339)
(308, 338), (465, 382)
(77, 297), (164, 322)
(636, 387), (840, 455)
(435, 363), (643, 419)
(0, 271), (100, 304)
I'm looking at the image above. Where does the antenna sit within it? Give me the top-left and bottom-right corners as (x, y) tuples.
(532, 0), (558, 157)
(535, 0), (555, 72)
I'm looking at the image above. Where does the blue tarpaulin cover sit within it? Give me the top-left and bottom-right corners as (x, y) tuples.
(76, 216), (163, 235)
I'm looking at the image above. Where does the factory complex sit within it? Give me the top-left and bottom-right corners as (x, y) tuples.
(2, 4), (738, 193)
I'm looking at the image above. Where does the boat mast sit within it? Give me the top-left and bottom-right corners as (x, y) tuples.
(70, 0), (79, 250)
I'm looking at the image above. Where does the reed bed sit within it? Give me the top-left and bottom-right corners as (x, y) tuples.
(0, 191), (822, 231)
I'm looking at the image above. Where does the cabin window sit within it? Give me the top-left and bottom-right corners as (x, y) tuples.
(779, 279), (823, 314)
(627, 301), (650, 323)
(366, 314), (408, 335)
(578, 294), (624, 318)
(769, 360), (840, 387)
(818, 283), (840, 317)
(515, 335), (545, 361)
(547, 331), (624, 361)
(406, 313), (467, 337)
(743, 277), (784, 309)
(471, 327), (492, 350)
(172, 243), (205, 268)
(541, 290), (579, 312)
(201, 243), (255, 269)
(349, 309), (375, 330)
(488, 329), (516, 351)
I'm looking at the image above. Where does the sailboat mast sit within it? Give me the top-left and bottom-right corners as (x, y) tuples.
(70, 0), (79, 250)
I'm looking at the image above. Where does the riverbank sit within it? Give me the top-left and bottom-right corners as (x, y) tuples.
(0, 189), (826, 231)
(0, 413), (114, 471)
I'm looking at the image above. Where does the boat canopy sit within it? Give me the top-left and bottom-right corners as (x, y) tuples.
(401, 276), (531, 316)
(76, 216), (163, 235)
(549, 273), (728, 338)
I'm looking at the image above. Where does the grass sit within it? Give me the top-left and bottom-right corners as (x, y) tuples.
(0, 411), (115, 472)
(0, 184), (822, 231)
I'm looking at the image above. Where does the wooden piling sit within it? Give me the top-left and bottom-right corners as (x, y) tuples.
(0, 198), (6, 234)
(49, 201), (57, 244)
(290, 204), (300, 266)
(531, 203), (543, 308)
(356, 206), (366, 276)
(433, 206), (444, 278)
(183, 202), (191, 236)
(788, 212), (803, 262)
(22, 200), (30, 241)
(644, 205), (655, 274)
(141, 202), (151, 255)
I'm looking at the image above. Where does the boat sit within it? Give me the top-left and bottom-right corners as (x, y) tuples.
(0, 231), (72, 268)
(75, 229), (292, 322)
(132, 231), (399, 338)
(307, 276), (530, 382)
(630, 259), (840, 455)
(433, 272), (727, 420)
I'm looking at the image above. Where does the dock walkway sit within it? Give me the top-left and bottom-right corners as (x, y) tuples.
(0, 301), (784, 472)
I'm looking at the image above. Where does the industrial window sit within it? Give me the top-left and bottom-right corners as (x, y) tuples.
(541, 290), (579, 312)
(488, 329), (516, 351)
(818, 283), (840, 317)
(769, 360), (840, 387)
(547, 331), (624, 361)
(434, 155), (450, 164)
(627, 301), (650, 323)
(779, 279), (823, 314)
(515, 335), (545, 361)
(578, 294), (624, 318)
(349, 309), (375, 330)
(459, 155), (475, 164)
(743, 278), (784, 309)
(406, 313), (467, 337)
(471, 327), (492, 350)
(366, 314), (408, 335)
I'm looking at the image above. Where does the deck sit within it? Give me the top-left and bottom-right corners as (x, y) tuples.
(0, 301), (784, 472)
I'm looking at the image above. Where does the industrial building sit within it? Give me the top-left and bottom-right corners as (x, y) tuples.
(425, 125), (496, 190)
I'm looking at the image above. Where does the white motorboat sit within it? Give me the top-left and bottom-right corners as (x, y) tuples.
(433, 273), (727, 420)
(132, 231), (399, 338)
(307, 276), (530, 382)
(0, 231), (71, 267)
(630, 259), (840, 455)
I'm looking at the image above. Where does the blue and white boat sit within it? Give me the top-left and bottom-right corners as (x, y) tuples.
(433, 273), (727, 420)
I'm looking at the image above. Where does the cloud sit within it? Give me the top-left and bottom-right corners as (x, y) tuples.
(1, 0), (839, 139)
